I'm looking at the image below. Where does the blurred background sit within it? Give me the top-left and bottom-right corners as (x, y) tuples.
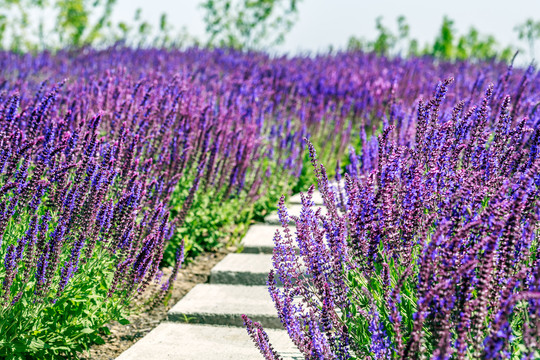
(1, 0), (539, 64)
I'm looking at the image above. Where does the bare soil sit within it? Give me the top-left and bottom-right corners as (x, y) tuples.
(79, 246), (236, 360)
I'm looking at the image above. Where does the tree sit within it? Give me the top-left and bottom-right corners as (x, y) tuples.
(432, 16), (455, 59)
(55, 0), (117, 48)
(347, 15), (515, 63)
(371, 16), (395, 56)
(200, 0), (301, 49)
(0, 0), (189, 51)
(455, 27), (513, 62)
(0, 0), (118, 50)
(347, 16), (408, 57)
(515, 18), (540, 60)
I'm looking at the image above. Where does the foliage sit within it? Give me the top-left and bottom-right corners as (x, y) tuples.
(455, 27), (513, 61)
(431, 16), (455, 59)
(0, 0), (119, 50)
(348, 16), (408, 57)
(430, 17), (515, 62)
(348, 15), (515, 63)
(169, 179), (250, 261)
(515, 18), (540, 59)
(54, 0), (117, 48)
(0, 0), (303, 51)
(200, 0), (301, 49)
(0, 239), (128, 358)
(1, 0), (534, 60)
(0, 89), (185, 357)
(0, 0), (201, 51)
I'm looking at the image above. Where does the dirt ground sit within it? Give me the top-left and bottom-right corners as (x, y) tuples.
(79, 246), (236, 360)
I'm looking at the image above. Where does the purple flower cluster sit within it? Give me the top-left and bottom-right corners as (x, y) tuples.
(246, 68), (540, 358)
(0, 54), (275, 305)
(0, 46), (539, 356)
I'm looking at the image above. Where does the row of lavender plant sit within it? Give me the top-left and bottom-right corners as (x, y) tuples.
(0, 46), (537, 357)
(245, 75), (540, 358)
(0, 48), (313, 357)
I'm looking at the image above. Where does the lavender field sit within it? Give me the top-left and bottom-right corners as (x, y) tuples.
(0, 46), (539, 358)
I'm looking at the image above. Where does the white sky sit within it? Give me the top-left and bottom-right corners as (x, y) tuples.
(111, 0), (540, 61)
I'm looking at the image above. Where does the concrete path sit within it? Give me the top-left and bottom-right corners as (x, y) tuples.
(116, 191), (322, 360)
(115, 323), (301, 360)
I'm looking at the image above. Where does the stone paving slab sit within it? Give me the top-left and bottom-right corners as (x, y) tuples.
(167, 284), (282, 328)
(115, 323), (302, 360)
(265, 204), (327, 225)
(240, 224), (297, 254)
(210, 253), (273, 285)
